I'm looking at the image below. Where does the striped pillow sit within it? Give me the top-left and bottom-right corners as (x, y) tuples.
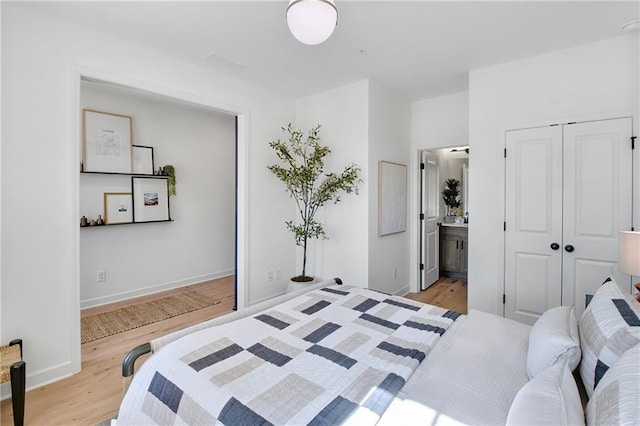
(578, 277), (640, 397)
(586, 343), (639, 425)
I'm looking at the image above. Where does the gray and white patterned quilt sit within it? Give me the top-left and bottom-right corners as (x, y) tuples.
(117, 285), (462, 425)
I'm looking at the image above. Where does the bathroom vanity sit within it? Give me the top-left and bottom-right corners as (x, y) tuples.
(439, 223), (468, 279)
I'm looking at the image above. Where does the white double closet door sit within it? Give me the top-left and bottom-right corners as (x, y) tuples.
(505, 117), (633, 325)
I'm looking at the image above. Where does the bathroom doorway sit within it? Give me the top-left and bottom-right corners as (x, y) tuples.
(418, 146), (469, 312)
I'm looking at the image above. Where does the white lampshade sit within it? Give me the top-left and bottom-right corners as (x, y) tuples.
(619, 231), (640, 276)
(287, 0), (338, 45)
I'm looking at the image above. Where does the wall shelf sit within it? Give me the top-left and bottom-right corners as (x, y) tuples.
(80, 171), (172, 225)
(80, 219), (174, 229)
(81, 171), (168, 178)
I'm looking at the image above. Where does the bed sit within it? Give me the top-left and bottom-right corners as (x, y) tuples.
(116, 277), (640, 425)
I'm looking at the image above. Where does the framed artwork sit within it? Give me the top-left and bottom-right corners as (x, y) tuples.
(104, 192), (133, 224)
(132, 145), (154, 175)
(83, 109), (133, 173)
(132, 177), (170, 222)
(378, 160), (407, 236)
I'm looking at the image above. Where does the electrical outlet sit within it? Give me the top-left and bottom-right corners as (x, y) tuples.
(392, 267), (398, 279)
(275, 269), (282, 280)
(97, 270), (107, 283)
(267, 270), (274, 282)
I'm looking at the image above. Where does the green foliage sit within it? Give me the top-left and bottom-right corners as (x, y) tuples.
(165, 164), (177, 196)
(268, 123), (361, 278)
(442, 178), (461, 214)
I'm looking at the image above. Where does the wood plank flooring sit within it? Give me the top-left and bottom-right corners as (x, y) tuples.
(0, 275), (466, 425)
(404, 276), (468, 314)
(1, 276), (236, 426)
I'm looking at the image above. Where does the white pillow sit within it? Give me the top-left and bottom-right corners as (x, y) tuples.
(579, 277), (640, 397)
(507, 357), (584, 426)
(586, 343), (640, 426)
(527, 306), (580, 379)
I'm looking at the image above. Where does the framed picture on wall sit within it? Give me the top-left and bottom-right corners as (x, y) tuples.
(132, 177), (170, 222)
(132, 145), (154, 175)
(82, 109), (133, 173)
(378, 160), (407, 236)
(104, 192), (133, 224)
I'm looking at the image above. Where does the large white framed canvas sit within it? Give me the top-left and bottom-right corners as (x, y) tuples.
(132, 177), (170, 222)
(379, 160), (407, 236)
(82, 109), (133, 173)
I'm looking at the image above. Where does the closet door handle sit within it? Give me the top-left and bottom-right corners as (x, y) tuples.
(461, 240), (464, 250)
(456, 240), (459, 249)
(550, 243), (560, 250)
(564, 244), (575, 253)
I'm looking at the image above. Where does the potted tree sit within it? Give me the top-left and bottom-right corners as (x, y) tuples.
(268, 123), (361, 283)
(442, 178), (462, 223)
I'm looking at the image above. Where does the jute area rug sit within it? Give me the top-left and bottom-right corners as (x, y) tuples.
(81, 290), (220, 344)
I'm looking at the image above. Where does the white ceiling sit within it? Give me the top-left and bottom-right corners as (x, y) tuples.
(36, 1), (639, 101)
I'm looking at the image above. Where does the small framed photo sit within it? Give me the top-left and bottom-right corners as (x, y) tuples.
(132, 145), (154, 175)
(132, 177), (170, 222)
(104, 192), (133, 224)
(83, 109), (133, 173)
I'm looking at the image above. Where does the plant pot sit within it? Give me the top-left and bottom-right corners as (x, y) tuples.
(287, 276), (316, 293)
(444, 215), (456, 223)
(291, 275), (315, 283)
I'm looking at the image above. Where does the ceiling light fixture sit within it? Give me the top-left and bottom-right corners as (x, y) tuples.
(621, 20), (640, 32)
(287, 0), (338, 45)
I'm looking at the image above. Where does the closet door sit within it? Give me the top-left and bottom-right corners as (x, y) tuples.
(562, 118), (633, 319)
(505, 126), (563, 324)
(505, 117), (633, 325)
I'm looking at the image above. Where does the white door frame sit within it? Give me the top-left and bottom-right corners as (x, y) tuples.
(70, 66), (249, 375)
(417, 147), (470, 292)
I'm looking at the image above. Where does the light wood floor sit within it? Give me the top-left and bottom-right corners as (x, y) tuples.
(0, 275), (466, 425)
(404, 276), (468, 314)
(1, 276), (236, 426)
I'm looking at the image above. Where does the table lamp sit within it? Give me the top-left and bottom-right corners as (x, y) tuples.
(619, 231), (640, 301)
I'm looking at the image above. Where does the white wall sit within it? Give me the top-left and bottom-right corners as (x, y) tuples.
(79, 82), (236, 307)
(295, 81), (370, 287)
(1, 2), (295, 392)
(408, 92), (469, 292)
(368, 81), (411, 295)
(468, 34), (639, 315)
(295, 80), (411, 294)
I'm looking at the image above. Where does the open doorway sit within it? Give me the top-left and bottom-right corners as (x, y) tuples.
(415, 146), (469, 313)
(77, 77), (238, 351)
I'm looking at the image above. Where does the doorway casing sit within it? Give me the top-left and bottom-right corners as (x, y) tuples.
(417, 146), (470, 292)
(70, 66), (249, 376)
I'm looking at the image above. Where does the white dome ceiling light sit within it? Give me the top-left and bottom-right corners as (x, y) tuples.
(621, 19), (640, 32)
(287, 0), (338, 45)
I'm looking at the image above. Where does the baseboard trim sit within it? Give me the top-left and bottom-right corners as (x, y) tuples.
(249, 290), (287, 306)
(393, 284), (411, 296)
(0, 360), (76, 401)
(80, 270), (235, 309)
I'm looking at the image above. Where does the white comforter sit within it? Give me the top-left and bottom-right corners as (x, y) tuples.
(379, 310), (531, 425)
